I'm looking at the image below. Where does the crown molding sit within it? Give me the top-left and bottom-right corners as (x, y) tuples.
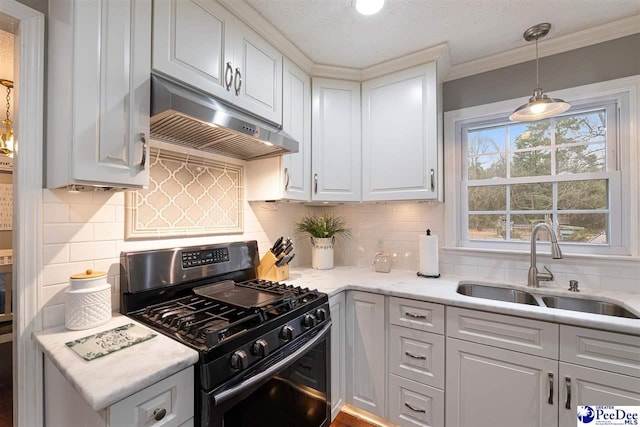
(445, 13), (640, 82)
(218, 0), (314, 73)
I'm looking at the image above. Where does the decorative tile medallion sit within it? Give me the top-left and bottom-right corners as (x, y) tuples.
(65, 323), (156, 361)
(125, 148), (243, 239)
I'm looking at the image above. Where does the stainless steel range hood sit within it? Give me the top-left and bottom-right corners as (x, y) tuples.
(150, 75), (298, 161)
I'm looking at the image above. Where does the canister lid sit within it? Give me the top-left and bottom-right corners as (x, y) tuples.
(70, 269), (107, 280)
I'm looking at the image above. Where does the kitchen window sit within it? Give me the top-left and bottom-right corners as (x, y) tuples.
(445, 77), (639, 256)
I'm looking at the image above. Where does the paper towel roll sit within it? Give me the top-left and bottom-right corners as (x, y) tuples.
(419, 231), (439, 276)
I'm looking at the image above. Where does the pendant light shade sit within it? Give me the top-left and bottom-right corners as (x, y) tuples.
(509, 23), (570, 122)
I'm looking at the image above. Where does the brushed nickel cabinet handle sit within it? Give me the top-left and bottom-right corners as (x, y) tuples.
(430, 168), (435, 192)
(314, 174), (318, 194)
(139, 133), (147, 171)
(225, 62), (233, 90)
(405, 311), (427, 319)
(284, 168), (290, 191)
(405, 351), (426, 360)
(565, 377), (571, 409)
(404, 402), (426, 413)
(548, 373), (554, 405)
(234, 68), (242, 95)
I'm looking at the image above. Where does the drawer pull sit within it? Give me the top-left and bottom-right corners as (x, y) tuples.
(405, 312), (427, 320)
(153, 408), (167, 421)
(404, 402), (426, 413)
(565, 377), (571, 410)
(405, 351), (426, 360)
(548, 373), (554, 405)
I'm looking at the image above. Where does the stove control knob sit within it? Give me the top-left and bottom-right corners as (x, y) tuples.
(315, 308), (328, 322)
(280, 325), (295, 341)
(230, 350), (248, 371)
(302, 314), (317, 329)
(251, 339), (269, 358)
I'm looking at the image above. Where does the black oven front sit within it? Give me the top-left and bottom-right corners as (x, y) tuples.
(201, 322), (332, 427)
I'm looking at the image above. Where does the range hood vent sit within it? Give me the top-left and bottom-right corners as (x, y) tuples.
(150, 75), (298, 161)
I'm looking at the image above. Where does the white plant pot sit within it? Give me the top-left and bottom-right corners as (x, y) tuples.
(311, 237), (335, 270)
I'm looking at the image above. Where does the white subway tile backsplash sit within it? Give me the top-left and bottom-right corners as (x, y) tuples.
(42, 304), (65, 329)
(44, 203), (70, 223)
(69, 203), (116, 223)
(92, 191), (124, 206)
(93, 223), (125, 241)
(42, 283), (68, 307)
(69, 241), (117, 262)
(43, 262), (90, 286)
(43, 189), (92, 205)
(92, 258), (121, 277)
(43, 223), (93, 244)
(43, 244), (69, 265)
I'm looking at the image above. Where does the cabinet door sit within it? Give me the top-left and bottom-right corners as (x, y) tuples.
(282, 59), (311, 201)
(558, 362), (640, 427)
(152, 0), (234, 101)
(312, 78), (362, 201)
(232, 21), (283, 125)
(362, 63), (439, 201)
(72, 0), (150, 187)
(346, 291), (385, 417)
(446, 338), (558, 427)
(329, 292), (346, 420)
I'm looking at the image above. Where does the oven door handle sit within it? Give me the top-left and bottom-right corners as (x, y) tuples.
(213, 322), (331, 406)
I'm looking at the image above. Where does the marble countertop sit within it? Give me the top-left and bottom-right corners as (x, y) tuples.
(286, 267), (640, 335)
(33, 314), (199, 411)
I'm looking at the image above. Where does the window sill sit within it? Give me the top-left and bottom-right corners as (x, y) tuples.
(442, 246), (640, 263)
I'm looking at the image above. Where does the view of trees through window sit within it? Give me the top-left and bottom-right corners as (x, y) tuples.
(465, 108), (610, 244)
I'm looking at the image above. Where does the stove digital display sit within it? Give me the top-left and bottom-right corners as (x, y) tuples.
(182, 247), (229, 268)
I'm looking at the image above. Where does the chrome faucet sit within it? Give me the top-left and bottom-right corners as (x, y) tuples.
(528, 223), (563, 288)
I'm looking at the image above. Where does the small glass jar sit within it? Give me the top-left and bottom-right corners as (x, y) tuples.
(372, 252), (392, 273)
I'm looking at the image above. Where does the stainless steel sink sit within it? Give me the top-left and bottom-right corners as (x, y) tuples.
(541, 295), (639, 319)
(456, 283), (540, 306)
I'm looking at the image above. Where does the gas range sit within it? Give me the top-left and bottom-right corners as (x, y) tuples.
(120, 241), (332, 427)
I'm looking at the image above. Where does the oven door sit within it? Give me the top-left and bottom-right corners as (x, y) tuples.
(202, 322), (331, 427)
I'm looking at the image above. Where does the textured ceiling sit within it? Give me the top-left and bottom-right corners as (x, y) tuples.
(245, 0), (640, 69)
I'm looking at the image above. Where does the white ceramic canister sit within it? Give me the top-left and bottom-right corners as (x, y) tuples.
(65, 269), (111, 330)
(311, 237), (335, 270)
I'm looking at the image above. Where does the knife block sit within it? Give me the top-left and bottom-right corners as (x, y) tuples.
(257, 250), (290, 282)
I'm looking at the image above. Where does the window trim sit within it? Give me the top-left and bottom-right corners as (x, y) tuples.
(444, 75), (639, 257)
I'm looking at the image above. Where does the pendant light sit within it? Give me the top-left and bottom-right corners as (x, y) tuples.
(355, 0), (385, 16)
(509, 23), (570, 122)
(0, 79), (14, 157)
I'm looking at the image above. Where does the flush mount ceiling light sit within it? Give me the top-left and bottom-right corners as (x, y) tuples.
(0, 79), (14, 157)
(509, 23), (570, 122)
(355, 0), (385, 16)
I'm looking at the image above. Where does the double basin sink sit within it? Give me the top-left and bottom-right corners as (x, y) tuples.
(456, 282), (639, 319)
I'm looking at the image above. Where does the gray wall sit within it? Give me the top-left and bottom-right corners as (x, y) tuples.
(444, 34), (640, 112)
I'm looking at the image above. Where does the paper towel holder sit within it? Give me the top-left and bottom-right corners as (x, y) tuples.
(417, 229), (440, 278)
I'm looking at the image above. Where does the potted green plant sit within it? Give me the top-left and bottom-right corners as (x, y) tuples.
(295, 214), (351, 270)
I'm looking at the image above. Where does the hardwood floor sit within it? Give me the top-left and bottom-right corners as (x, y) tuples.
(330, 411), (380, 427)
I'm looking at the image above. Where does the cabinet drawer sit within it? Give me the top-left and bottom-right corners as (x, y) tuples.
(389, 325), (444, 389)
(389, 297), (444, 334)
(447, 307), (559, 359)
(560, 325), (640, 378)
(388, 374), (444, 427)
(109, 366), (194, 427)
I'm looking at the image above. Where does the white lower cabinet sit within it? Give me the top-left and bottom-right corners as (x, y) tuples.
(558, 362), (640, 427)
(44, 358), (194, 427)
(388, 374), (444, 427)
(329, 292), (346, 420)
(446, 337), (558, 427)
(346, 291), (386, 417)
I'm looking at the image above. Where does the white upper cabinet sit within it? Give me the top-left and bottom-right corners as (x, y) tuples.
(152, 0), (282, 125)
(362, 62), (441, 201)
(246, 59), (310, 201)
(47, 0), (151, 189)
(312, 78), (362, 202)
